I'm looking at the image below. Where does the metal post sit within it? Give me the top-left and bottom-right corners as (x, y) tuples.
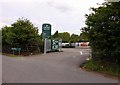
(59, 39), (62, 52)
(44, 38), (47, 54)
(13, 50), (14, 55)
(19, 50), (20, 55)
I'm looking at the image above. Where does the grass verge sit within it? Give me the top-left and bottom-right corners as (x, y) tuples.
(2, 53), (18, 57)
(81, 59), (120, 78)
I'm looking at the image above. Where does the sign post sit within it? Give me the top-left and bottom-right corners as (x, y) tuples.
(42, 24), (51, 39)
(11, 48), (21, 55)
(44, 38), (47, 54)
(42, 23), (62, 53)
(42, 23), (51, 54)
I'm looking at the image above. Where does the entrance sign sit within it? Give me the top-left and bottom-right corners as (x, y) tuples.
(11, 48), (21, 55)
(11, 48), (21, 51)
(42, 23), (62, 53)
(51, 39), (59, 51)
(42, 24), (51, 39)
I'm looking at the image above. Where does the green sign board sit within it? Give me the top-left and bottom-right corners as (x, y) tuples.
(42, 24), (51, 39)
(11, 48), (21, 51)
(51, 39), (59, 50)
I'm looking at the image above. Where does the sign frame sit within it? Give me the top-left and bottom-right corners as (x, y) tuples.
(42, 23), (51, 39)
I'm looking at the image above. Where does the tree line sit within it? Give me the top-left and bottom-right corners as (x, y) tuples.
(52, 31), (89, 43)
(1, 18), (89, 54)
(82, 1), (120, 75)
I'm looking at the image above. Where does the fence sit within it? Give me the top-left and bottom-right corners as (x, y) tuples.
(2, 44), (44, 56)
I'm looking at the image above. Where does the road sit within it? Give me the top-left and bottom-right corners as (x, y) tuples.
(2, 48), (118, 83)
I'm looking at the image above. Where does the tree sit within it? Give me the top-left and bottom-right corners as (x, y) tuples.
(58, 32), (70, 43)
(84, 2), (120, 63)
(52, 30), (59, 38)
(70, 34), (79, 43)
(79, 28), (89, 42)
(2, 18), (41, 46)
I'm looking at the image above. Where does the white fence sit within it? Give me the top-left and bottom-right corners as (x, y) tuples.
(44, 38), (51, 54)
(44, 38), (62, 54)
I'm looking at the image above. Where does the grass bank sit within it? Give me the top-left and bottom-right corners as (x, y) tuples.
(81, 59), (120, 78)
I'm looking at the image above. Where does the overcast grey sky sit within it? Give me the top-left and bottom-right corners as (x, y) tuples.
(0, 0), (105, 35)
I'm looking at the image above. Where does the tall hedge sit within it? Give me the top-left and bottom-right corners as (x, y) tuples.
(84, 2), (120, 64)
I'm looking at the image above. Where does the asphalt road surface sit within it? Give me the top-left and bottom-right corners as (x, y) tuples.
(2, 48), (118, 83)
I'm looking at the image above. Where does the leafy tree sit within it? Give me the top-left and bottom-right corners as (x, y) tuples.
(2, 18), (41, 46)
(58, 32), (70, 43)
(83, 2), (120, 63)
(70, 34), (79, 43)
(2, 26), (12, 45)
(80, 27), (89, 42)
(52, 30), (59, 38)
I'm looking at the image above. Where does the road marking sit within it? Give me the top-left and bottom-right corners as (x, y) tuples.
(80, 51), (82, 55)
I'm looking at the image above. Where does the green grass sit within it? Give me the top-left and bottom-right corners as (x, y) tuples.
(8, 54), (18, 57)
(2, 53), (18, 57)
(83, 59), (120, 77)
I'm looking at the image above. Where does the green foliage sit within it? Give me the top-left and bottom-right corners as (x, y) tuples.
(2, 18), (43, 54)
(2, 18), (41, 46)
(52, 30), (59, 39)
(53, 31), (88, 43)
(79, 32), (89, 42)
(58, 32), (70, 43)
(84, 59), (102, 71)
(79, 27), (89, 42)
(52, 31), (81, 43)
(84, 2), (120, 63)
(84, 59), (120, 77)
(70, 34), (79, 43)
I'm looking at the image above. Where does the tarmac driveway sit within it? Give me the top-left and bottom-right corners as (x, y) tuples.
(2, 48), (118, 83)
